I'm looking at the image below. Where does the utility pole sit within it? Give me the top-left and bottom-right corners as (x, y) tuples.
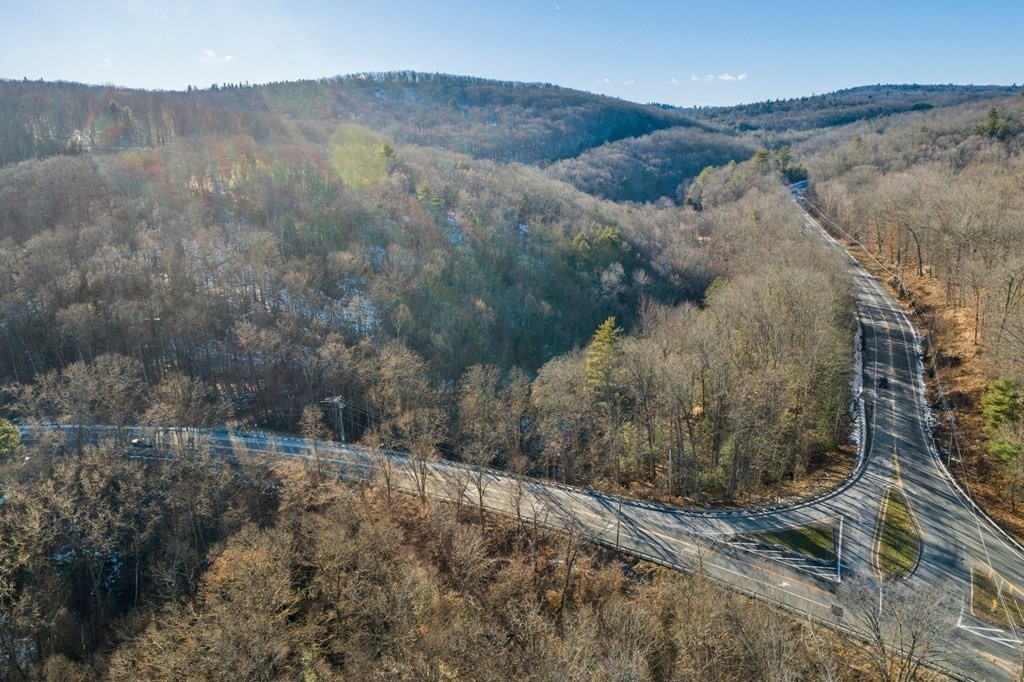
(320, 397), (346, 443)
(947, 408), (957, 468)
(666, 447), (672, 499)
(615, 495), (623, 552)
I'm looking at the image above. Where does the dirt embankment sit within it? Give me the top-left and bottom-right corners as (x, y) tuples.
(837, 239), (1024, 545)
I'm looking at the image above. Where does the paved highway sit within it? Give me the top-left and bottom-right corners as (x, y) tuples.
(19, 194), (1024, 679)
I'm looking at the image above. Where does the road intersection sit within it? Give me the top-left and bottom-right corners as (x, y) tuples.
(21, 194), (1024, 679)
(203, 201), (1024, 678)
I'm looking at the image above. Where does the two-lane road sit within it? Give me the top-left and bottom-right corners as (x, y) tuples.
(20, 195), (1024, 679)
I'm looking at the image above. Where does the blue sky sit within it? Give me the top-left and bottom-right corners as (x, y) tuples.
(3, 0), (1022, 106)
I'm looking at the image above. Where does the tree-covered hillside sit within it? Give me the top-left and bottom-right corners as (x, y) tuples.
(8, 74), (1017, 504)
(0, 450), (869, 680)
(546, 126), (756, 203)
(795, 92), (1024, 537)
(692, 83), (1020, 133)
(0, 73), (865, 504)
(0, 73), (708, 168)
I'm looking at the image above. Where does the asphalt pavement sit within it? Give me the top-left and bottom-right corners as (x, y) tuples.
(19, 198), (1024, 680)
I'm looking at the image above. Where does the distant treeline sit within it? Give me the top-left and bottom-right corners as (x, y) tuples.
(0, 73), (704, 168)
(694, 83), (1021, 132)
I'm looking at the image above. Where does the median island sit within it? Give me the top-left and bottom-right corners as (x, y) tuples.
(754, 523), (837, 562)
(875, 487), (921, 580)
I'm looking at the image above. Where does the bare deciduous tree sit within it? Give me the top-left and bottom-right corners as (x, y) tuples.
(841, 576), (961, 682)
(299, 404), (330, 480)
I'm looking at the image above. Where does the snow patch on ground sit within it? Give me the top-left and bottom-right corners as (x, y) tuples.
(53, 546), (76, 566)
(911, 333), (940, 442)
(849, 319), (865, 451)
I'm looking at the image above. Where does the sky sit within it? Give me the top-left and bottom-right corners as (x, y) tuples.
(2, 0), (1022, 107)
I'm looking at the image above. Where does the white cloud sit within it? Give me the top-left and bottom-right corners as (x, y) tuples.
(690, 72), (748, 84)
(102, 58), (112, 67)
(201, 49), (234, 64)
(623, 79), (634, 85)
(554, 3), (560, 8)
(593, 77), (610, 84)
(670, 77), (679, 85)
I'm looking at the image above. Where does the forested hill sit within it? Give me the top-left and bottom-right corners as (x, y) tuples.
(545, 125), (758, 203)
(1, 72), (737, 430)
(0, 72), (709, 168)
(4, 75), (1015, 200)
(692, 83), (1021, 132)
(2, 72), (1016, 445)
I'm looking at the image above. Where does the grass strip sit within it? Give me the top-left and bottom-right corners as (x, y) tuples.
(754, 524), (836, 561)
(972, 568), (1024, 631)
(877, 487), (920, 580)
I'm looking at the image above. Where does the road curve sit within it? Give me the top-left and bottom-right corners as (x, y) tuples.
(17, 195), (1024, 680)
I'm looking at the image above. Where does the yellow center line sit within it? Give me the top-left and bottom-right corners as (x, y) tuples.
(986, 564), (1024, 600)
(983, 652), (1022, 678)
(871, 485), (890, 580)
